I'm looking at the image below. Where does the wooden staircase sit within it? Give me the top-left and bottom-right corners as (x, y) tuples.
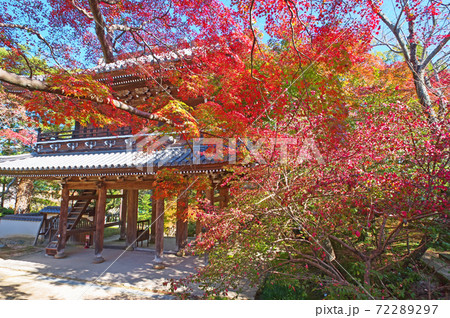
(67, 189), (96, 233)
(45, 190), (96, 256)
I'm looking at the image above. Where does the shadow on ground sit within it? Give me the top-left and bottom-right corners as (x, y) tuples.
(0, 283), (31, 300)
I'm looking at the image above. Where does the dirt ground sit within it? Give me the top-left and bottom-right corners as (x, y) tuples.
(0, 238), (256, 300)
(0, 240), (196, 299)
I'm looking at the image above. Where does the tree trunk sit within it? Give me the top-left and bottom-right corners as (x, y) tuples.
(88, 0), (115, 63)
(413, 71), (438, 124)
(14, 178), (33, 214)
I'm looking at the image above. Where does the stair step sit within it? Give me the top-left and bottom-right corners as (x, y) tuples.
(45, 241), (58, 256)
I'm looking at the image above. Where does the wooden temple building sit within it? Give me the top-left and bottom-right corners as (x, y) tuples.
(0, 54), (231, 264)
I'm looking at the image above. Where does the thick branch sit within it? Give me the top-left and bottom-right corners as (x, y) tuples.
(88, 0), (115, 63)
(328, 235), (367, 261)
(0, 68), (177, 126)
(100, 0), (121, 4)
(377, 235), (430, 272)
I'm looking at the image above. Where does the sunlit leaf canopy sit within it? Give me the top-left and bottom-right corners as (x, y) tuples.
(0, 0), (385, 134)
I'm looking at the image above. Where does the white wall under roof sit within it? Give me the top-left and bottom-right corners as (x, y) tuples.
(0, 219), (41, 238)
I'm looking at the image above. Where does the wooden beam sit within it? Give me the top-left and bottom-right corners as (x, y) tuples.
(154, 198), (165, 263)
(119, 189), (128, 240)
(107, 181), (155, 189)
(68, 194), (123, 200)
(55, 183), (69, 259)
(68, 181), (155, 190)
(67, 182), (96, 189)
(93, 182), (107, 264)
(126, 189), (138, 250)
(176, 190), (189, 252)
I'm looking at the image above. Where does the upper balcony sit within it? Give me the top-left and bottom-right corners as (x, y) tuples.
(35, 126), (133, 155)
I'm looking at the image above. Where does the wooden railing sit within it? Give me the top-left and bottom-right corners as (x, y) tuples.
(37, 126), (132, 142)
(136, 219), (150, 247)
(35, 126), (134, 154)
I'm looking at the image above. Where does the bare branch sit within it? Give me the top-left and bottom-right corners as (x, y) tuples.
(421, 33), (450, 71)
(369, 2), (411, 62)
(248, 0), (260, 81)
(0, 23), (63, 68)
(71, 0), (93, 19)
(0, 177), (17, 197)
(18, 51), (33, 79)
(284, 0), (308, 70)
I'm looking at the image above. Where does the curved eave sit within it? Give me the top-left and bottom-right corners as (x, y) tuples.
(0, 163), (229, 179)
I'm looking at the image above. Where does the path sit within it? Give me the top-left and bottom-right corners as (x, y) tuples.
(0, 245), (202, 299)
(0, 245), (257, 299)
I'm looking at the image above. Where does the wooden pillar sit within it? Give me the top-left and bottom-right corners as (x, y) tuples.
(219, 186), (229, 208)
(154, 198), (165, 263)
(195, 219), (202, 237)
(119, 190), (128, 240)
(93, 182), (107, 263)
(150, 191), (156, 243)
(206, 187), (215, 206)
(55, 183), (69, 259)
(176, 190), (189, 251)
(126, 189), (138, 250)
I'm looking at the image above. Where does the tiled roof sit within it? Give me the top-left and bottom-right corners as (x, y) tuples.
(1, 213), (43, 222)
(39, 206), (63, 214)
(0, 145), (226, 176)
(91, 48), (193, 74)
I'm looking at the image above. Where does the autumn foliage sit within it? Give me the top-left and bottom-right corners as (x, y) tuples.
(0, 0), (449, 299)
